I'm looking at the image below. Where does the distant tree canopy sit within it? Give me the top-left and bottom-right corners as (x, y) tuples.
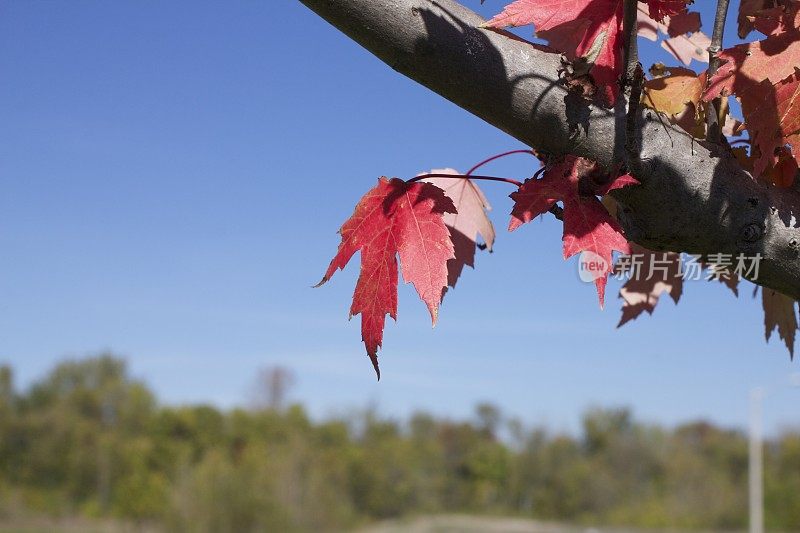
(1, 354), (799, 532)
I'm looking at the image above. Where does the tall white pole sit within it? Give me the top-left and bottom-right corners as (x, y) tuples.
(749, 387), (764, 533)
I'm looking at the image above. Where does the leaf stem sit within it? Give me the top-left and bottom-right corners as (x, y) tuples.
(411, 166), (564, 221)
(407, 173), (524, 187)
(465, 149), (537, 176)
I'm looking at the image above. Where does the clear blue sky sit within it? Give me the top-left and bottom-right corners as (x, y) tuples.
(0, 0), (797, 435)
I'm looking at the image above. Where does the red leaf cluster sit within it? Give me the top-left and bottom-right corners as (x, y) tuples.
(318, 0), (800, 376)
(319, 159), (641, 374)
(483, 0), (689, 102)
(704, 4), (800, 182)
(509, 156), (638, 306)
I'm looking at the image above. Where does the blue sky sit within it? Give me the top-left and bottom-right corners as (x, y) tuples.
(0, 0), (797, 435)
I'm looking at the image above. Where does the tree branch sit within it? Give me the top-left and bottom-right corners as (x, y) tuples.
(298, 0), (800, 299)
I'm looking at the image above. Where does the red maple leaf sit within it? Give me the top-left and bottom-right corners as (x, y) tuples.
(762, 288), (798, 357)
(483, 1), (688, 103)
(704, 4), (800, 179)
(637, 4), (710, 66)
(508, 156), (638, 307)
(422, 169), (496, 288)
(741, 2), (795, 38)
(317, 177), (456, 378)
(483, 0), (624, 103)
(647, 0), (691, 22)
(666, 11), (701, 37)
(615, 244), (683, 327)
(738, 0), (778, 38)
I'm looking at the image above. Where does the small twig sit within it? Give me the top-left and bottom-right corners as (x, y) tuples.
(705, 0), (731, 143)
(621, 0), (640, 91)
(625, 64), (644, 161)
(621, 0), (643, 163)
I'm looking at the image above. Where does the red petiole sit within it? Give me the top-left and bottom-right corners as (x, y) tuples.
(406, 149), (542, 188)
(407, 173), (524, 187)
(465, 149), (537, 176)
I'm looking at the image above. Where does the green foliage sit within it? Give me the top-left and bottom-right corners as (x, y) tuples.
(1, 355), (799, 531)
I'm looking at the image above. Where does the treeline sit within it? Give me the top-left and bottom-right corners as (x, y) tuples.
(0, 355), (798, 532)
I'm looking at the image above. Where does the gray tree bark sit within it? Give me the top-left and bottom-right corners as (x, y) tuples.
(298, 0), (800, 299)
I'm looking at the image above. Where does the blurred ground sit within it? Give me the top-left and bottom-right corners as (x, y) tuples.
(357, 515), (733, 533)
(0, 516), (736, 533)
(356, 515), (583, 532)
(0, 519), (159, 533)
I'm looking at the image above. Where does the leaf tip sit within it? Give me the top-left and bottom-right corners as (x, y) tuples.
(595, 277), (608, 310)
(369, 354), (381, 381)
